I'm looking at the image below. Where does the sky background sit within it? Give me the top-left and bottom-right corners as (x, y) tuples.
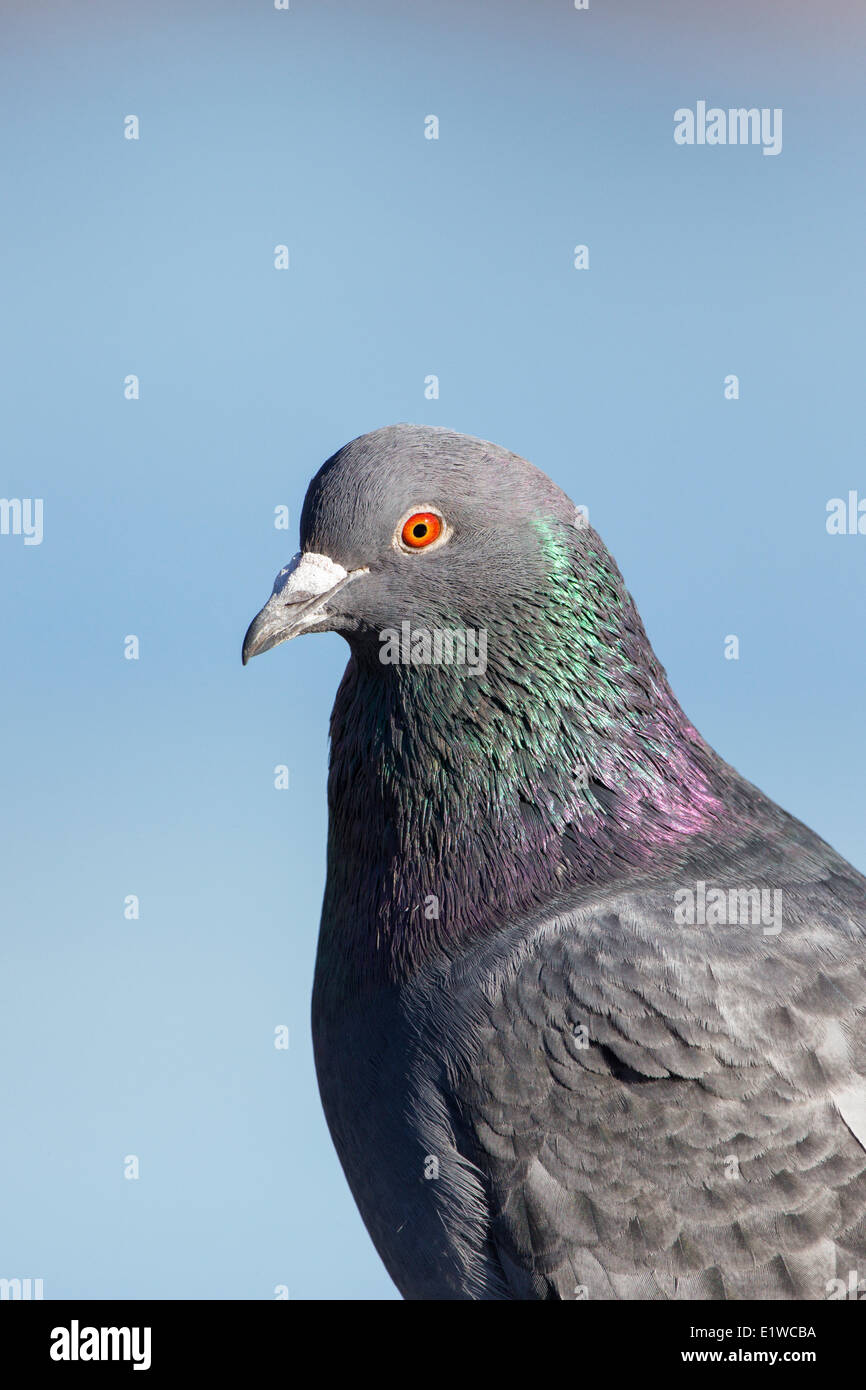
(1, 0), (864, 1300)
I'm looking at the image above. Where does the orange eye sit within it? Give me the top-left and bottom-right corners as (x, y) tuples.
(400, 512), (442, 549)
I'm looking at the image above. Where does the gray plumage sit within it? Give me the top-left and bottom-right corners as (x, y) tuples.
(243, 424), (866, 1300)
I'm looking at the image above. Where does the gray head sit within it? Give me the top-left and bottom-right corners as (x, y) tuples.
(242, 425), (735, 986)
(242, 423), (579, 667)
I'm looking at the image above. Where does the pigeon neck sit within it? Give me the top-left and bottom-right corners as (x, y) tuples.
(318, 522), (728, 992)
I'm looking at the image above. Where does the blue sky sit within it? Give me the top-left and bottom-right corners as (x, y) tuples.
(2, 0), (864, 1298)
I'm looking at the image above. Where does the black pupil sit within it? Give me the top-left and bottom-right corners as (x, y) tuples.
(413, 523), (427, 538)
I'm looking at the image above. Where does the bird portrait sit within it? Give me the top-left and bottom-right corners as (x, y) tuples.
(243, 423), (866, 1300)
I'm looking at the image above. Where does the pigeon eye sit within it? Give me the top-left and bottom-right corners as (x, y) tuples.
(399, 511), (443, 550)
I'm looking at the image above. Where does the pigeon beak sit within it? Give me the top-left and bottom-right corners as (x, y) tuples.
(242, 551), (368, 664)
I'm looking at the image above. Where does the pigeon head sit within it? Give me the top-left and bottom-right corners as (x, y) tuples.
(242, 423), (578, 667)
(243, 424), (728, 980)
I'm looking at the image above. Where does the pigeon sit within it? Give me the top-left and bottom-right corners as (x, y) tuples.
(243, 423), (866, 1300)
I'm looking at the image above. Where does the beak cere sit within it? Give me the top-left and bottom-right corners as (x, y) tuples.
(242, 551), (364, 664)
